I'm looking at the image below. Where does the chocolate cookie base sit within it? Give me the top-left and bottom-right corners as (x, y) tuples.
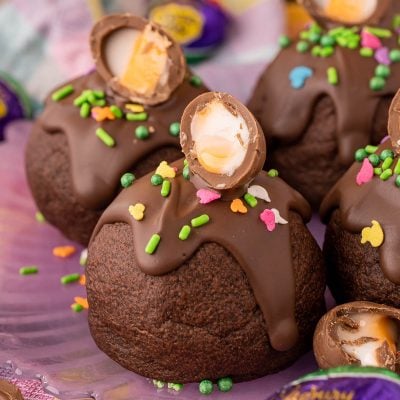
(86, 212), (325, 383)
(324, 210), (400, 308)
(25, 126), (182, 245)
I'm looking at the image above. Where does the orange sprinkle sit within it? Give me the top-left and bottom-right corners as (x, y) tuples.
(79, 274), (86, 286)
(53, 245), (76, 258)
(74, 296), (89, 309)
(91, 106), (116, 122)
(230, 199), (248, 214)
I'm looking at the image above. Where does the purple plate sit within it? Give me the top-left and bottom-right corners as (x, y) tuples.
(0, 121), (326, 399)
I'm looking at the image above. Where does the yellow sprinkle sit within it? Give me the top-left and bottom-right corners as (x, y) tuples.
(79, 274), (86, 286)
(74, 296), (89, 309)
(53, 245), (76, 258)
(155, 161), (176, 179)
(361, 220), (384, 247)
(125, 103), (144, 113)
(129, 203), (146, 221)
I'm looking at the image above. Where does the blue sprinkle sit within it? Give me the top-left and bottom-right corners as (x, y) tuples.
(289, 66), (313, 89)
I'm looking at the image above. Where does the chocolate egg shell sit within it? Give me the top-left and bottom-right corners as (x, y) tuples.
(388, 88), (400, 154)
(314, 301), (400, 372)
(0, 380), (24, 400)
(90, 14), (186, 105)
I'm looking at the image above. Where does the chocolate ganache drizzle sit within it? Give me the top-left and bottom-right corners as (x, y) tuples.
(91, 93), (312, 352)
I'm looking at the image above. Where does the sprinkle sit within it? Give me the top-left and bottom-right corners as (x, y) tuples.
(128, 203), (146, 221)
(60, 273), (81, 285)
(190, 75), (202, 87)
(248, 185), (271, 202)
(395, 175), (400, 187)
(52, 84), (74, 101)
(79, 274), (86, 285)
(156, 161), (176, 178)
(153, 380), (165, 389)
(35, 211), (46, 223)
(168, 383), (184, 392)
(217, 377), (233, 393)
(196, 188), (221, 204)
(320, 46), (334, 57)
(380, 169), (393, 181)
(296, 41), (309, 53)
(393, 14), (400, 29)
(92, 89), (105, 99)
(135, 125), (150, 140)
(161, 180), (171, 197)
(375, 64), (391, 78)
(365, 27), (392, 39)
(74, 296), (89, 309)
(96, 127), (115, 147)
(356, 158), (374, 186)
(19, 266), (38, 275)
(91, 106), (115, 122)
(260, 209), (276, 232)
(370, 76), (386, 91)
(394, 159), (400, 175)
(374, 167), (382, 176)
(311, 46), (321, 57)
(79, 249), (88, 266)
(71, 303), (83, 312)
(327, 67), (339, 85)
(361, 30), (382, 49)
(125, 104), (144, 113)
(191, 214), (210, 228)
(361, 220), (384, 247)
(145, 234), (161, 254)
(53, 245), (76, 258)
(390, 49), (400, 62)
(183, 165), (190, 180)
(321, 35), (335, 47)
(354, 148), (368, 162)
(279, 35), (291, 48)
(120, 172), (136, 188)
(199, 380), (213, 395)
(126, 112), (148, 121)
(309, 31), (321, 44)
(365, 145), (378, 154)
(267, 169), (279, 178)
(380, 149), (394, 160)
(151, 174), (164, 186)
(169, 122), (180, 137)
(360, 47), (374, 57)
(90, 99), (106, 107)
(73, 95), (88, 107)
(375, 47), (391, 66)
(110, 105), (123, 119)
(271, 208), (288, 225)
(289, 66), (313, 89)
(178, 225), (191, 241)
(244, 193), (257, 208)
(230, 199), (247, 214)
(368, 153), (380, 166)
(382, 157), (393, 170)
(80, 102), (91, 118)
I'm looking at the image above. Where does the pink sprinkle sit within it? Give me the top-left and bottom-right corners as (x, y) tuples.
(196, 189), (221, 204)
(356, 158), (374, 186)
(361, 30), (382, 49)
(380, 135), (390, 144)
(260, 209), (276, 232)
(375, 47), (390, 65)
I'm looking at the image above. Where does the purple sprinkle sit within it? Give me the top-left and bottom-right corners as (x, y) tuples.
(375, 47), (391, 65)
(381, 135), (390, 144)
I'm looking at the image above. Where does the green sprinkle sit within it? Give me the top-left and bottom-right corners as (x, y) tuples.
(365, 145), (378, 154)
(368, 153), (380, 167)
(380, 149), (394, 160)
(120, 172), (135, 188)
(382, 157), (394, 170)
(311, 46), (322, 57)
(191, 214), (210, 228)
(279, 35), (291, 48)
(394, 159), (400, 175)
(217, 377), (233, 393)
(169, 122), (180, 137)
(370, 76), (386, 91)
(183, 159), (188, 166)
(167, 383), (183, 392)
(375, 64), (391, 78)
(80, 102), (91, 118)
(60, 273), (80, 285)
(320, 46), (334, 57)
(91, 99), (106, 107)
(92, 89), (105, 99)
(365, 27), (392, 38)
(309, 23), (322, 34)
(395, 175), (400, 187)
(355, 148), (368, 162)
(73, 95), (88, 107)
(19, 266), (38, 275)
(374, 167), (382, 176)
(320, 35), (335, 47)
(110, 105), (123, 119)
(87, 92), (97, 104)
(71, 303), (84, 313)
(96, 128), (115, 147)
(79, 249), (88, 267)
(199, 380), (213, 395)
(178, 225), (191, 241)
(126, 112), (148, 121)
(327, 67), (339, 85)
(360, 47), (374, 57)
(135, 125), (150, 140)
(52, 85), (74, 101)
(393, 14), (400, 29)
(145, 234), (161, 255)
(161, 180), (171, 197)
(380, 169), (393, 181)
(183, 165), (190, 180)
(296, 41), (309, 53)
(299, 31), (309, 40)
(35, 211), (46, 223)
(244, 193), (257, 208)
(190, 75), (202, 87)
(151, 174), (164, 186)
(308, 31), (321, 44)
(390, 49), (400, 62)
(347, 40), (359, 50)
(336, 36), (348, 47)
(267, 169), (279, 177)
(153, 380), (165, 389)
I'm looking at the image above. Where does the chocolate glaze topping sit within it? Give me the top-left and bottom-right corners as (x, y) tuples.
(38, 71), (207, 210)
(320, 139), (400, 285)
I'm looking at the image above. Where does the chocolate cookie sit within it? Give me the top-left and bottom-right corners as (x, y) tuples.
(248, 0), (400, 208)
(86, 92), (326, 383)
(25, 14), (208, 244)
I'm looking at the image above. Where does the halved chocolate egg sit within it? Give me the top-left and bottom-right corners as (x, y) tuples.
(90, 14), (186, 105)
(314, 302), (400, 372)
(180, 92), (266, 192)
(299, 0), (391, 27)
(388, 88), (400, 154)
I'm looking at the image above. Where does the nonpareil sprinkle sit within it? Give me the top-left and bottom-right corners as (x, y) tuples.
(19, 266), (38, 275)
(190, 75), (202, 87)
(183, 165), (190, 180)
(355, 148), (368, 162)
(145, 234), (161, 255)
(199, 380), (213, 395)
(370, 76), (386, 91)
(380, 149), (394, 160)
(168, 383), (184, 392)
(120, 172), (136, 188)
(169, 122), (180, 137)
(35, 211), (46, 223)
(161, 180), (171, 197)
(71, 303), (84, 313)
(191, 214), (210, 228)
(368, 153), (380, 166)
(135, 125), (150, 140)
(179, 225), (191, 241)
(267, 169), (279, 177)
(52, 84), (74, 101)
(217, 377), (233, 392)
(279, 35), (291, 48)
(151, 174), (163, 186)
(96, 128), (115, 147)
(60, 273), (81, 285)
